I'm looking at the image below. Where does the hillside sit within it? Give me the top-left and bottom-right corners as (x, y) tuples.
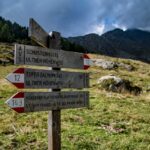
(0, 52), (150, 149)
(68, 29), (150, 63)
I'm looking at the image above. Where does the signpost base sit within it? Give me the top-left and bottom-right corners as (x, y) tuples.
(48, 111), (53, 150)
(48, 110), (61, 150)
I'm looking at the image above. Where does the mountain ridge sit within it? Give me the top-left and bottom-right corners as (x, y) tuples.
(68, 28), (150, 63)
(0, 16), (150, 63)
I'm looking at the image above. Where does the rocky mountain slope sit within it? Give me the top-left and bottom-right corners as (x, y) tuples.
(68, 29), (150, 63)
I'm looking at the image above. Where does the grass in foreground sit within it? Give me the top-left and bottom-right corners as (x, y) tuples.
(0, 54), (150, 150)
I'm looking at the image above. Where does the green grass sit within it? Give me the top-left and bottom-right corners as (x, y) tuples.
(0, 53), (150, 150)
(0, 43), (13, 65)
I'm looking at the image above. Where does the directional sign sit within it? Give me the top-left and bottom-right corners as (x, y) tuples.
(6, 68), (89, 89)
(15, 44), (91, 69)
(5, 92), (89, 113)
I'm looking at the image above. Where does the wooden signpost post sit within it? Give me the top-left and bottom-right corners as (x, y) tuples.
(5, 18), (91, 150)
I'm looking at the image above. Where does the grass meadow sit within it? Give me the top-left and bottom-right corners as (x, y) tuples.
(0, 53), (150, 150)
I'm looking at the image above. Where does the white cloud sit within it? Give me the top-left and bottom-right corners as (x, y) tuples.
(112, 23), (127, 31)
(0, 0), (150, 36)
(88, 23), (105, 35)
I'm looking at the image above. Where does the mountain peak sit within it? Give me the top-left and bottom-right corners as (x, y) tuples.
(85, 33), (100, 37)
(102, 28), (124, 37)
(68, 28), (150, 63)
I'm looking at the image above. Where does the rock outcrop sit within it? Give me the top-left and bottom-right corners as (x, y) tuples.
(93, 59), (117, 70)
(93, 59), (134, 71)
(98, 75), (142, 95)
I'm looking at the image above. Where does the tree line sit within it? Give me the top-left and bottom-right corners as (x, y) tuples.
(0, 17), (30, 43)
(0, 16), (86, 53)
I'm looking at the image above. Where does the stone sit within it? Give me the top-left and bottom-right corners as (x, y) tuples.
(97, 75), (142, 95)
(117, 63), (134, 71)
(93, 59), (134, 71)
(93, 59), (118, 70)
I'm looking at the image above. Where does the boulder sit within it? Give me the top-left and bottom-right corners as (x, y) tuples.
(93, 59), (134, 71)
(93, 59), (118, 70)
(117, 63), (134, 71)
(98, 75), (142, 95)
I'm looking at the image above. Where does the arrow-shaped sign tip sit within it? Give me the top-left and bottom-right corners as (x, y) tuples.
(5, 93), (25, 113)
(5, 68), (24, 89)
(5, 98), (10, 106)
(5, 73), (12, 83)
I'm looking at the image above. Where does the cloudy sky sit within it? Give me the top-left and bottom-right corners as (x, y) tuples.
(0, 0), (150, 37)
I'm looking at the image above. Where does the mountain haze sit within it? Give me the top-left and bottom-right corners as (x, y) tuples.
(68, 29), (150, 63)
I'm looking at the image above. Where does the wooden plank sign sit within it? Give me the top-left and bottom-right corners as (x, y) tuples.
(5, 92), (89, 113)
(29, 18), (49, 48)
(6, 68), (89, 89)
(15, 44), (91, 70)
